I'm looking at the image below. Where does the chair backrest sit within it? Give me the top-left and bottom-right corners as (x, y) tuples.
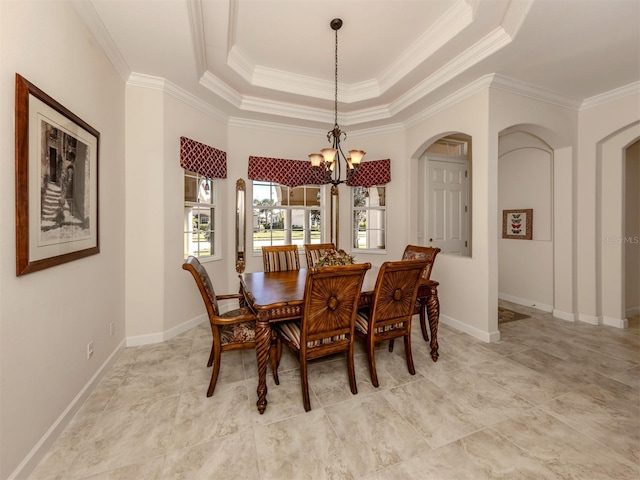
(401, 245), (441, 281)
(368, 260), (429, 330)
(304, 243), (336, 267)
(182, 255), (221, 318)
(262, 245), (301, 272)
(301, 263), (371, 348)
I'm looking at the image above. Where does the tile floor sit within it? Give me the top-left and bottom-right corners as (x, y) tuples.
(30, 301), (639, 479)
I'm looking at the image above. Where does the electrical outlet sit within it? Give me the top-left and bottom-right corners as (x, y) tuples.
(87, 341), (94, 359)
(110, 321), (115, 337)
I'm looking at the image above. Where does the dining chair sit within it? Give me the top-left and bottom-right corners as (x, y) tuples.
(303, 242), (336, 268)
(272, 262), (371, 411)
(262, 245), (301, 272)
(355, 260), (429, 387)
(183, 256), (262, 397)
(401, 245), (441, 342)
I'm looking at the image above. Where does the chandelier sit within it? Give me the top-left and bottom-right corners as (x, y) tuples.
(308, 18), (365, 186)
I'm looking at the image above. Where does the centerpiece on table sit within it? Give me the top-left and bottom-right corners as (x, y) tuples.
(316, 248), (356, 266)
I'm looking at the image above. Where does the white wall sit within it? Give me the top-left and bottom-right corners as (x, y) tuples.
(626, 141), (640, 315)
(0, 2), (126, 477)
(406, 90), (497, 341)
(498, 131), (554, 310)
(577, 92), (640, 324)
(490, 88), (578, 322)
(124, 85), (231, 345)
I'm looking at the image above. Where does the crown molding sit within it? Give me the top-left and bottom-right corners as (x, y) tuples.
(239, 95), (335, 125)
(128, 73), (229, 123)
(490, 74), (582, 110)
(199, 71), (244, 108)
(391, 26), (512, 117)
(404, 74), (496, 128)
(71, 0), (130, 82)
(377, 0), (472, 94)
(186, 0), (207, 78)
(227, 117), (325, 137)
(580, 81), (640, 110)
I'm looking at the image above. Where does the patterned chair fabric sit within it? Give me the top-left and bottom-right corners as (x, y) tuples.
(304, 243), (336, 267)
(182, 256), (260, 397)
(273, 263), (371, 411)
(355, 260), (429, 388)
(401, 245), (441, 281)
(262, 245), (301, 272)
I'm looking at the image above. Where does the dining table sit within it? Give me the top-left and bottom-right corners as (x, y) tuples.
(240, 266), (440, 414)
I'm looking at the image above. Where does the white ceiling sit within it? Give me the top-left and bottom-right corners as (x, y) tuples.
(74, 0), (640, 131)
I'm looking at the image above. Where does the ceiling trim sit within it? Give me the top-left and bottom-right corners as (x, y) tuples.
(187, 0), (207, 78)
(490, 75), (582, 110)
(376, 0), (473, 94)
(71, 0), (130, 82)
(580, 81), (640, 110)
(198, 0), (535, 125)
(128, 73), (229, 124)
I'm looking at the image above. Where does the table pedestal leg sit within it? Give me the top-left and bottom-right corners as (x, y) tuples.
(254, 316), (271, 414)
(426, 283), (440, 362)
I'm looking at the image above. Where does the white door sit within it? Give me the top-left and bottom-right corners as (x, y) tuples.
(427, 158), (469, 256)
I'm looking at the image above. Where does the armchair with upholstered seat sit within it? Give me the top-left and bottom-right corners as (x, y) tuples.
(182, 256), (260, 397)
(262, 245), (301, 272)
(303, 242), (336, 268)
(355, 260), (429, 387)
(272, 262), (371, 411)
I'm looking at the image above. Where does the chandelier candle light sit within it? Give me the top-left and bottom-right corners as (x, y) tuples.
(309, 18), (366, 248)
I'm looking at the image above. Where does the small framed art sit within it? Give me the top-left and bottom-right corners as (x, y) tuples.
(502, 209), (533, 240)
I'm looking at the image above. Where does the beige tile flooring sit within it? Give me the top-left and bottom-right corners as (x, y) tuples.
(30, 301), (639, 479)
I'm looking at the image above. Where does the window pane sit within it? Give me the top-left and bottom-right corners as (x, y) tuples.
(198, 178), (212, 203)
(352, 186), (386, 251)
(184, 171), (198, 202)
(184, 205), (215, 257)
(252, 181), (323, 250)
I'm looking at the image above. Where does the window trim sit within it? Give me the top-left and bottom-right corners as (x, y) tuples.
(251, 180), (325, 254)
(184, 170), (220, 260)
(351, 185), (387, 252)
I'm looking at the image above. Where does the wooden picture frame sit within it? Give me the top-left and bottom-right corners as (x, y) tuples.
(502, 209), (533, 240)
(15, 74), (99, 276)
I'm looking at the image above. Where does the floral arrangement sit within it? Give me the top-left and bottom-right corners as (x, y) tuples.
(316, 248), (356, 266)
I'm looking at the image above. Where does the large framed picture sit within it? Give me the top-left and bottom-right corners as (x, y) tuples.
(15, 74), (99, 276)
(502, 209), (533, 240)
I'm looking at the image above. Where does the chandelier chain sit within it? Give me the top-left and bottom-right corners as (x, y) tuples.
(334, 26), (339, 127)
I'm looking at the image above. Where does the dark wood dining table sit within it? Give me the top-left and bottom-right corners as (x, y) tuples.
(240, 266), (440, 414)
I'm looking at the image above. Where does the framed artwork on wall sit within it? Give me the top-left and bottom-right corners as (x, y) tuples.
(502, 209), (533, 240)
(15, 74), (100, 276)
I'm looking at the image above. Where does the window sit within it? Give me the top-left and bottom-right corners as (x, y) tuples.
(252, 181), (321, 252)
(352, 186), (386, 250)
(184, 170), (217, 258)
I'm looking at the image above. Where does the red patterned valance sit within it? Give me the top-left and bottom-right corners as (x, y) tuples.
(248, 156), (330, 187)
(347, 159), (391, 187)
(180, 137), (227, 179)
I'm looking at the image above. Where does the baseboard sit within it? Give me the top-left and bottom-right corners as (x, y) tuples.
(440, 313), (501, 343)
(552, 309), (576, 322)
(126, 313), (207, 347)
(9, 339), (126, 480)
(578, 312), (599, 325)
(498, 293), (553, 313)
(626, 306), (640, 317)
(602, 315), (628, 329)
